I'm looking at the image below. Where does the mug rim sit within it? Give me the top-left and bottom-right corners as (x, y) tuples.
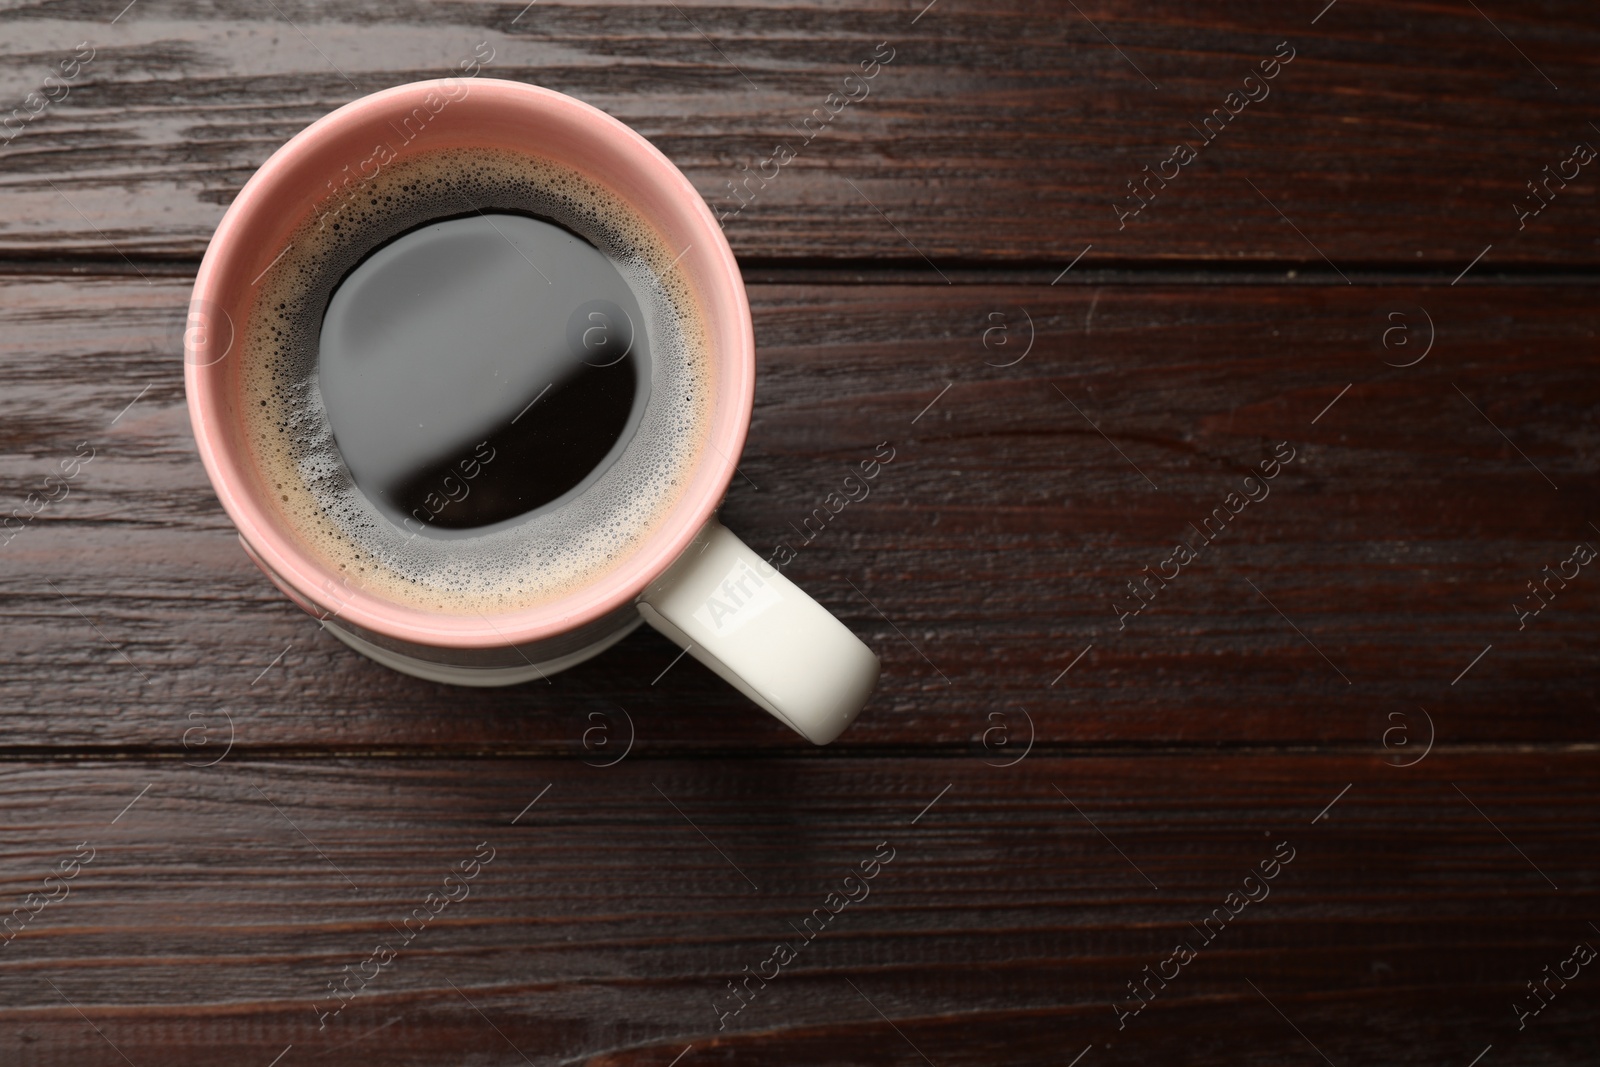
(185, 78), (753, 649)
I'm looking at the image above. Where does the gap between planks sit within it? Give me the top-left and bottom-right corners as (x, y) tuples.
(4, 256), (1600, 287)
(0, 741), (1596, 763)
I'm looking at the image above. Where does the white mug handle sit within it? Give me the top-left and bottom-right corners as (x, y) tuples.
(637, 518), (879, 744)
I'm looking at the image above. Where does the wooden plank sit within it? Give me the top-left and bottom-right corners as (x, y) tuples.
(0, 2), (1598, 265)
(1, 272), (1596, 750)
(0, 753), (1594, 1065)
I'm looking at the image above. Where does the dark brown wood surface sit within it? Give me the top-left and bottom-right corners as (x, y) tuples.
(3, 1), (1600, 266)
(2, 755), (1598, 1067)
(2, 275), (1595, 751)
(2, 2), (1598, 1065)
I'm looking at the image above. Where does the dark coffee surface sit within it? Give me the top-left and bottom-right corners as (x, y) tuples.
(317, 212), (649, 538)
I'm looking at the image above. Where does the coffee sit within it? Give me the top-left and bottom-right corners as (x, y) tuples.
(318, 212), (650, 535)
(241, 147), (712, 614)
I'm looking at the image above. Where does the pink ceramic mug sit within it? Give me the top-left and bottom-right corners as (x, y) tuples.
(184, 78), (878, 744)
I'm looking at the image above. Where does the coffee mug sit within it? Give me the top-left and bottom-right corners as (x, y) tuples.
(183, 78), (879, 744)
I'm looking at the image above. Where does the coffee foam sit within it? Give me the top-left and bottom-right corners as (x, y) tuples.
(240, 146), (713, 615)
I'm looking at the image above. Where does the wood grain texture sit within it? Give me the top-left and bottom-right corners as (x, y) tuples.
(1, 3), (1597, 1063)
(0, 754), (1595, 1067)
(1, 2), (1598, 265)
(0, 272), (1595, 751)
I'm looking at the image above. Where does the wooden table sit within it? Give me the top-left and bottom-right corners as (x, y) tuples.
(2, 3), (1597, 1064)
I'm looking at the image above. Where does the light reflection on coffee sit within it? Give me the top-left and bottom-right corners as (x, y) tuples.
(318, 212), (649, 537)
